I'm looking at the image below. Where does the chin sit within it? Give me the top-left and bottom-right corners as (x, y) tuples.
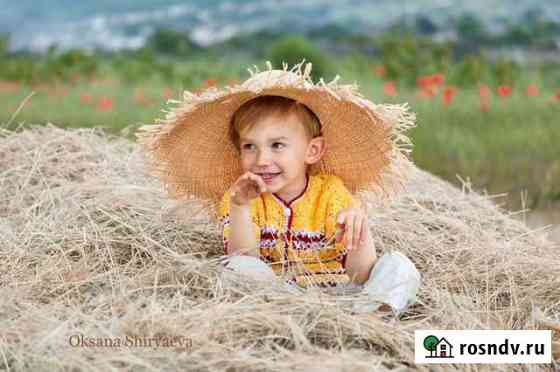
(265, 183), (281, 193)
(263, 175), (286, 191)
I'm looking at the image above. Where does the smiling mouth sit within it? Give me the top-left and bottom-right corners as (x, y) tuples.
(257, 172), (282, 181)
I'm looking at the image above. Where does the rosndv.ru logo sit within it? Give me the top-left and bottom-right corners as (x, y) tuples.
(415, 330), (552, 364)
(424, 335), (546, 358)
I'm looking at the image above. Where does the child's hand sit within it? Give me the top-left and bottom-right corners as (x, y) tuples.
(336, 207), (371, 251)
(230, 172), (267, 207)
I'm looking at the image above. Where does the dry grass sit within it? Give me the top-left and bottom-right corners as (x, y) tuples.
(0, 124), (558, 371)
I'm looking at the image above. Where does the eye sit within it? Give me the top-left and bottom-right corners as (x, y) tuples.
(272, 142), (285, 149)
(241, 143), (255, 151)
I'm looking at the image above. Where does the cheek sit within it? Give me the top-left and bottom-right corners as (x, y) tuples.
(240, 154), (256, 169)
(286, 150), (305, 164)
(273, 153), (289, 165)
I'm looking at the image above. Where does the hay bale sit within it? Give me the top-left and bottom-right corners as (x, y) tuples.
(0, 125), (558, 371)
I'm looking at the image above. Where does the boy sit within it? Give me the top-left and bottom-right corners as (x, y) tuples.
(137, 61), (421, 313)
(220, 95), (377, 287)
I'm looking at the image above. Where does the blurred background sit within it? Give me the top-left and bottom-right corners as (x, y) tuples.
(1, 0), (559, 239)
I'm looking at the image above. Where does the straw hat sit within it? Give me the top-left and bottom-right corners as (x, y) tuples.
(136, 60), (416, 220)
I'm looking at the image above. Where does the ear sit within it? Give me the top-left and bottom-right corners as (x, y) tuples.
(305, 136), (327, 165)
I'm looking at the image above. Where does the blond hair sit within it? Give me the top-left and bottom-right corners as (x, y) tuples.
(229, 95), (322, 151)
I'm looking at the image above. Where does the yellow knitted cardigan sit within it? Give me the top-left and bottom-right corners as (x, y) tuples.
(218, 173), (360, 288)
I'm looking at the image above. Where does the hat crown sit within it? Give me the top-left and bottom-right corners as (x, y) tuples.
(242, 69), (313, 91)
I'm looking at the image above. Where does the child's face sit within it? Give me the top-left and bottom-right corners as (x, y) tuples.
(238, 112), (325, 196)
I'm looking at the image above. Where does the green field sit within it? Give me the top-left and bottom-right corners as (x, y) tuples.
(1, 56), (559, 211)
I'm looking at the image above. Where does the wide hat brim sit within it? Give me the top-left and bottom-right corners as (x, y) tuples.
(136, 61), (416, 220)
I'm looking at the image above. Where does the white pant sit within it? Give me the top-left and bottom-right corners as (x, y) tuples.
(220, 252), (421, 314)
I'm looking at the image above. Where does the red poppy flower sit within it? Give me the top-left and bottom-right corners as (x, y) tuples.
(134, 89), (154, 106)
(526, 84), (539, 97)
(55, 87), (69, 97)
(97, 96), (114, 111)
(383, 81), (398, 97)
(80, 93), (93, 105)
(0, 81), (20, 93)
(417, 76), (429, 88)
(479, 84), (491, 98)
(205, 79), (217, 87)
(417, 73), (445, 89)
(374, 65), (386, 78)
(162, 87), (173, 100)
(443, 86), (458, 106)
(479, 85), (491, 111)
(431, 73), (445, 86)
(497, 85), (512, 97)
(419, 86), (437, 99)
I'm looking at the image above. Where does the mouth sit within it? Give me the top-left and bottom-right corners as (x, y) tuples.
(256, 172), (282, 183)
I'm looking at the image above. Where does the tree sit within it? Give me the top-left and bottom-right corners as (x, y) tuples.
(0, 33), (8, 56)
(267, 35), (332, 82)
(457, 13), (486, 43)
(423, 335), (439, 357)
(377, 33), (452, 86)
(146, 28), (197, 56)
(416, 16), (438, 35)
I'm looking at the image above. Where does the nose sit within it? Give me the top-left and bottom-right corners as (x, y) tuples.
(255, 149), (272, 166)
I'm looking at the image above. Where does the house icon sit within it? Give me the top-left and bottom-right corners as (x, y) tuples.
(424, 335), (455, 358)
(433, 337), (454, 358)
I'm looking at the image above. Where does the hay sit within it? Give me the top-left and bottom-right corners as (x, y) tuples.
(0, 124), (558, 371)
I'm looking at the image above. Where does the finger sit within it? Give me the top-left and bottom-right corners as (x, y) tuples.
(335, 215), (345, 243)
(242, 174), (259, 194)
(247, 172), (264, 193)
(236, 179), (253, 199)
(345, 214), (356, 251)
(336, 210), (347, 225)
(236, 178), (248, 194)
(335, 223), (345, 243)
(353, 215), (362, 250)
(335, 213), (346, 242)
(235, 173), (250, 189)
(231, 179), (243, 193)
(359, 218), (367, 246)
(247, 173), (267, 193)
